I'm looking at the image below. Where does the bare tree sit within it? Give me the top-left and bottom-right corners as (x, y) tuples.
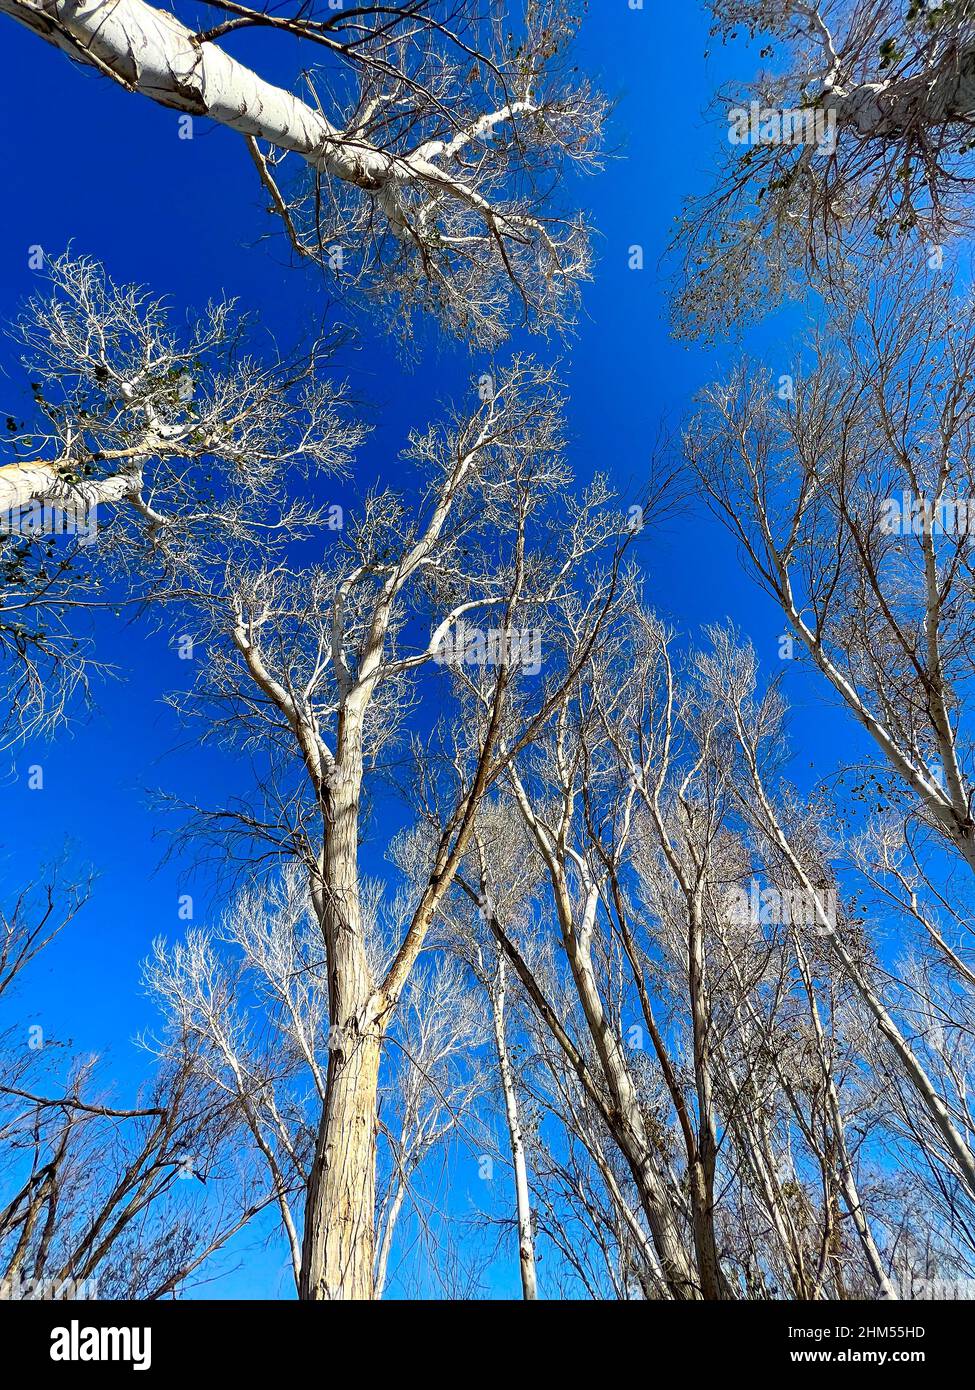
(700, 628), (975, 1236)
(464, 595), (951, 1300)
(0, 250), (629, 1300)
(0, 872), (265, 1300)
(675, 0), (975, 336)
(429, 804), (544, 1299)
(2, 0), (605, 344)
(687, 258), (975, 890)
(145, 864), (487, 1298)
(465, 594), (710, 1299)
(0, 250), (356, 739)
(153, 358), (625, 1297)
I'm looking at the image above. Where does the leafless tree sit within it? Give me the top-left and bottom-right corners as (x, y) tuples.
(145, 864), (487, 1298)
(675, 0), (975, 336)
(687, 257), (975, 898)
(428, 803), (544, 1299)
(0, 252), (631, 1299)
(456, 591), (963, 1299)
(2, 0), (605, 345)
(457, 593), (710, 1299)
(151, 356), (626, 1297)
(0, 251), (356, 740)
(702, 627), (975, 1258)
(0, 871), (266, 1300)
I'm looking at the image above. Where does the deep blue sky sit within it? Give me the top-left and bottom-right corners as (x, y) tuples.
(0, 2), (856, 1297)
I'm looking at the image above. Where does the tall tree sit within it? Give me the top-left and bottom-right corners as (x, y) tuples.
(156, 360), (624, 1297)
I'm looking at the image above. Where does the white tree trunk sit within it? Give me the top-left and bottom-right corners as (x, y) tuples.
(3, 0), (403, 187)
(489, 958), (538, 1301)
(0, 459), (136, 513)
(791, 933), (897, 1300)
(743, 737), (975, 1204)
(554, 882), (700, 1298)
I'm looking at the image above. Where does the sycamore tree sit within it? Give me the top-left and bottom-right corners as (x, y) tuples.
(1, 0), (605, 345)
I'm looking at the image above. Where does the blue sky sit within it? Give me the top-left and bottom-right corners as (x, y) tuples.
(0, 2), (860, 1297)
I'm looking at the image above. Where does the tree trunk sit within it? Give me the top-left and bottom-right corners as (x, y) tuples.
(0, 459), (137, 512)
(374, 1174), (407, 1301)
(489, 958), (538, 1301)
(792, 933), (897, 1300)
(559, 883), (701, 1299)
(300, 746), (383, 1301)
(689, 1148), (725, 1301)
(1, 0), (399, 188)
(686, 893), (729, 1300)
(299, 1021), (382, 1301)
(741, 729), (975, 1204)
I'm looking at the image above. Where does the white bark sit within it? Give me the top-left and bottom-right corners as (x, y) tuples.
(0, 0), (390, 181)
(489, 957), (538, 1301)
(790, 932), (898, 1300)
(507, 768), (702, 1299)
(0, 0), (532, 218)
(0, 459), (137, 513)
(736, 708), (975, 1204)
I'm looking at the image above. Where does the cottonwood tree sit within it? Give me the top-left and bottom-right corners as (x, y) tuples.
(676, 0), (975, 335)
(156, 360), (625, 1298)
(701, 628), (975, 1253)
(427, 804), (544, 1299)
(458, 592), (711, 1299)
(515, 965), (664, 1298)
(0, 251), (356, 737)
(0, 249), (626, 1300)
(444, 838), (666, 1299)
(2, 0), (605, 345)
(687, 258), (975, 892)
(620, 625), (897, 1298)
(510, 925), (689, 1298)
(470, 599), (959, 1298)
(0, 872), (265, 1300)
(433, 804), (664, 1298)
(692, 631), (906, 1296)
(145, 864), (487, 1297)
(624, 622), (956, 1298)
